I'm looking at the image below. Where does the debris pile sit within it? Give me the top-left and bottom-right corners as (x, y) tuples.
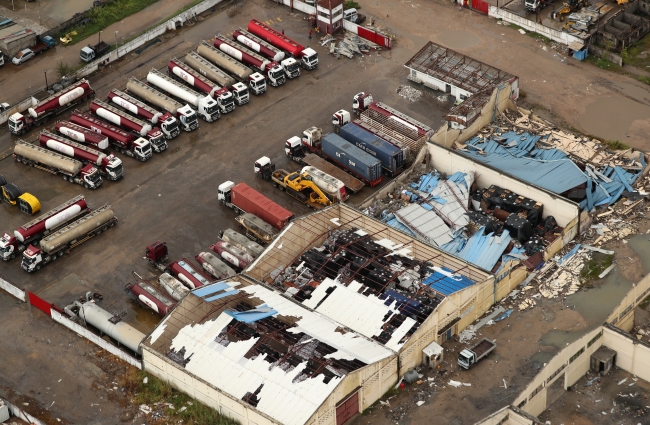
(321, 32), (383, 59)
(458, 109), (649, 212)
(397, 85), (422, 102)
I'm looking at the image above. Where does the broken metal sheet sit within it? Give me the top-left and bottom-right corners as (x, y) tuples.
(394, 203), (454, 247)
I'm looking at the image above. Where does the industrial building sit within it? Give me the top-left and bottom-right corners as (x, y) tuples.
(316, 0), (344, 35)
(141, 275), (397, 425)
(244, 204), (532, 377)
(405, 41), (520, 103)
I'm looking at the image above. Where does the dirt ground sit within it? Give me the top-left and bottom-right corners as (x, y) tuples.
(540, 367), (650, 425)
(0, 0), (649, 423)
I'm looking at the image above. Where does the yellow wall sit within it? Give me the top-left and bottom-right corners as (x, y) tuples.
(603, 326), (650, 382)
(607, 272), (650, 331)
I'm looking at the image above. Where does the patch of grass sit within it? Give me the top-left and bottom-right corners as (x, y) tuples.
(64, 0), (164, 45)
(344, 0), (361, 9)
(519, 89), (527, 99)
(624, 31), (650, 69)
(580, 254), (614, 285)
(527, 32), (551, 44)
(120, 369), (238, 425)
(604, 140), (629, 150)
(508, 23), (523, 30)
(586, 55), (621, 72)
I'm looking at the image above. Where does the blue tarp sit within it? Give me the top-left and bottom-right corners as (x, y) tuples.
(423, 267), (475, 295)
(441, 227), (513, 272)
(193, 282), (231, 297)
(462, 133), (646, 211)
(381, 290), (421, 317)
(226, 305), (278, 323)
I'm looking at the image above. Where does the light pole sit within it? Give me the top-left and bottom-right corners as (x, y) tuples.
(99, 30), (102, 44)
(114, 31), (119, 59)
(44, 70), (49, 90)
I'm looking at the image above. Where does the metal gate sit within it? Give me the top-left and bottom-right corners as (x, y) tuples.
(357, 27), (392, 49)
(469, 0), (489, 15)
(336, 390), (359, 425)
(28, 291), (52, 316)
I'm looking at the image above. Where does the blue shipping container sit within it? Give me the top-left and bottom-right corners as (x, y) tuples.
(339, 123), (404, 175)
(321, 133), (382, 183)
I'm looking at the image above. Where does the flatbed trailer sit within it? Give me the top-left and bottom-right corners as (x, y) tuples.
(302, 153), (364, 193)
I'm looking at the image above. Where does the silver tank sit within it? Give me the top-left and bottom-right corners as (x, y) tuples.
(158, 272), (189, 301)
(185, 51), (236, 88)
(222, 228), (264, 258)
(79, 302), (144, 354)
(235, 213), (277, 243)
(197, 41), (253, 81)
(40, 205), (114, 253)
(197, 251), (236, 279)
(302, 166), (346, 201)
(15, 140), (82, 175)
(126, 78), (183, 116)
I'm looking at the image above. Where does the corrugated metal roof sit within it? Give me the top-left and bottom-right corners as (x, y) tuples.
(423, 266), (476, 295)
(394, 203), (454, 246)
(302, 278), (417, 351)
(441, 227), (513, 271)
(160, 280), (393, 425)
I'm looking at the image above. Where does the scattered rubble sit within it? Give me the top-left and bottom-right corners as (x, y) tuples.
(321, 31), (383, 59)
(397, 85), (422, 102)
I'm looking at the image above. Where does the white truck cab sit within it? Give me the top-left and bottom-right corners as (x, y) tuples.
(353, 92), (374, 115)
(215, 90), (235, 113)
(132, 138), (153, 162)
(22, 245), (43, 272)
(0, 233), (17, 260)
(8, 113), (27, 135)
(301, 48), (318, 70)
(254, 156), (275, 180)
(302, 126), (322, 148)
(197, 95), (220, 122)
(332, 109), (352, 132)
(267, 65), (286, 87)
(231, 82), (250, 105)
(177, 105), (199, 131)
(160, 116), (180, 138)
(218, 181), (236, 205)
(248, 73), (267, 95)
(281, 57), (300, 79)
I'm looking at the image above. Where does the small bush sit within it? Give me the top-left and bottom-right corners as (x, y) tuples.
(344, 0), (360, 9)
(519, 89), (527, 99)
(56, 61), (74, 79)
(605, 140), (629, 150)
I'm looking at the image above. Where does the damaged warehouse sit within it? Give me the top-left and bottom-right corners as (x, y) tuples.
(244, 204), (530, 377)
(141, 276), (398, 425)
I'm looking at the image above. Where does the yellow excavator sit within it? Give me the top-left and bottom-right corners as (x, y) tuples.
(273, 170), (332, 209)
(0, 174), (40, 214)
(552, 0), (589, 21)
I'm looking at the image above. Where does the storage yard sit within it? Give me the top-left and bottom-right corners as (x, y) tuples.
(1, 0), (650, 424)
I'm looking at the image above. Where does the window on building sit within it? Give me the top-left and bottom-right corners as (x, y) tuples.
(318, 10), (330, 18)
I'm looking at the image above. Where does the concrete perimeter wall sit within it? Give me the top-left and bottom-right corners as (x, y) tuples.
(51, 309), (142, 369)
(0, 277), (26, 302)
(488, 6), (584, 46)
(606, 272), (650, 331)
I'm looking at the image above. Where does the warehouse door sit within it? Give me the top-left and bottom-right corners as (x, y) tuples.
(336, 390), (359, 425)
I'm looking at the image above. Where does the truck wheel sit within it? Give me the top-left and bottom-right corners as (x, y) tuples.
(84, 182), (89, 189)
(273, 182), (278, 188)
(109, 221), (115, 227)
(36, 265), (41, 271)
(10, 253), (15, 260)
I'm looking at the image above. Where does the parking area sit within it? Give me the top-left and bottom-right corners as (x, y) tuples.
(0, 3), (450, 421)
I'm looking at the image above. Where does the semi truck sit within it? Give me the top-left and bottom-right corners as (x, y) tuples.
(90, 99), (167, 153)
(232, 28), (285, 61)
(21, 204), (117, 272)
(235, 213), (278, 245)
(195, 251), (236, 280)
(125, 78), (198, 132)
(70, 111), (153, 162)
(107, 89), (180, 139)
(14, 140), (103, 189)
(458, 338), (497, 369)
(54, 120), (110, 150)
(301, 166), (348, 202)
(8, 79), (95, 135)
(269, 168), (332, 209)
(168, 58), (235, 114)
(214, 35), (285, 87)
(0, 195), (89, 261)
(338, 122), (404, 176)
(285, 127), (382, 186)
(158, 272), (190, 301)
(232, 29), (300, 79)
(197, 41), (267, 95)
(147, 69), (220, 122)
(247, 19), (318, 70)
(168, 258), (214, 289)
(184, 51), (250, 105)
(354, 94), (433, 137)
(285, 141), (364, 193)
(125, 280), (176, 317)
(209, 240), (254, 270)
(218, 181), (294, 230)
(219, 228), (265, 258)
(39, 131), (124, 181)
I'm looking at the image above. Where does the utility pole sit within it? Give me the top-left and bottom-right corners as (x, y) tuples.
(44, 70), (49, 90)
(115, 31), (119, 59)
